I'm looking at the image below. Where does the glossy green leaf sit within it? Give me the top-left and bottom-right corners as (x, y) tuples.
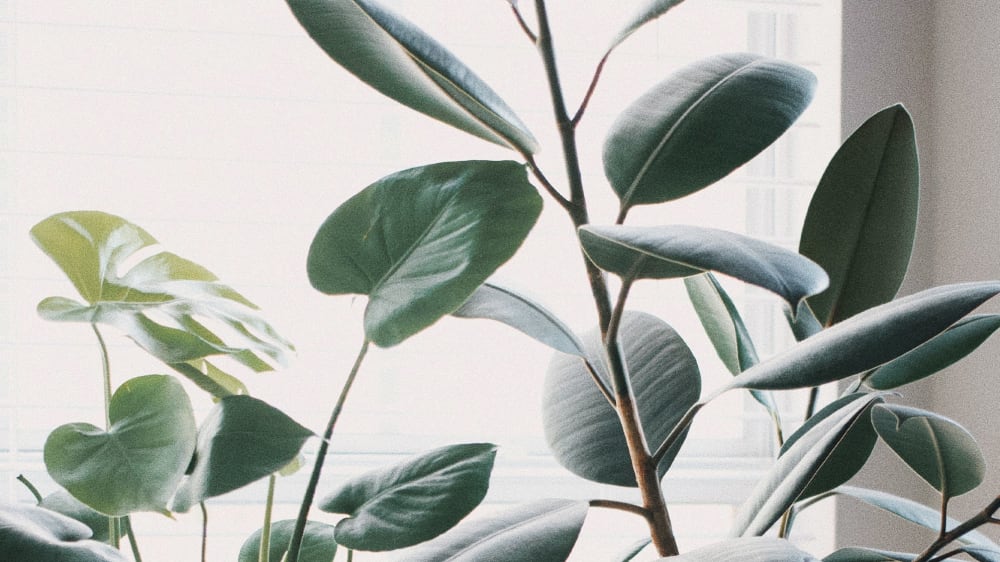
(286, 0), (537, 154)
(397, 499), (588, 562)
(724, 282), (1000, 391)
(38, 491), (109, 543)
(823, 548), (917, 562)
(453, 282), (585, 356)
(0, 502), (128, 562)
(603, 53), (815, 212)
(171, 396), (313, 513)
(606, 0), (686, 53)
(731, 392), (883, 537)
(307, 160), (541, 347)
(580, 225), (827, 310)
(872, 404), (986, 499)
(44, 375), (196, 516)
(238, 519), (338, 562)
(867, 314), (1000, 390)
(658, 537), (819, 561)
(543, 312), (699, 486)
(801, 105), (919, 326)
(31, 211), (293, 397)
(320, 443), (496, 551)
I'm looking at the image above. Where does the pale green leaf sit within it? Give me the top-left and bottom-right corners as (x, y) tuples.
(657, 537), (819, 561)
(238, 519), (337, 562)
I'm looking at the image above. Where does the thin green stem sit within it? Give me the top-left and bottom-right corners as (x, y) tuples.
(508, 1), (537, 43)
(286, 339), (371, 562)
(653, 402), (705, 465)
(524, 154), (573, 212)
(589, 498), (650, 519)
(91, 323), (121, 549)
(16, 474), (42, 503)
(123, 516), (143, 562)
(572, 53), (610, 126)
(581, 358), (614, 406)
(260, 475), (277, 562)
(200, 502), (208, 562)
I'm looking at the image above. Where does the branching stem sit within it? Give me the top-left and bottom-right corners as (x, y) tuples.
(589, 499), (650, 518)
(913, 494), (1000, 562)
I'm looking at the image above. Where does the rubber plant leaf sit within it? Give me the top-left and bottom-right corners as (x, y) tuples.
(0, 503), (128, 562)
(43, 375), (197, 516)
(543, 311), (700, 486)
(871, 404), (986, 500)
(823, 548), (918, 562)
(286, 0), (537, 154)
(800, 105), (919, 326)
(31, 211), (293, 398)
(39, 491), (110, 543)
(307, 160), (542, 347)
(453, 282), (585, 356)
(579, 224), (828, 311)
(604, 53), (815, 214)
(730, 392), (883, 537)
(171, 396), (314, 513)
(606, 0), (686, 53)
(397, 499), (588, 562)
(656, 537), (819, 561)
(722, 282), (1000, 391)
(319, 443), (497, 551)
(238, 519), (337, 562)
(866, 314), (1000, 389)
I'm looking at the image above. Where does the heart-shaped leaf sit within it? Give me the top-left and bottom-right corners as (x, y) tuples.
(800, 105), (919, 326)
(659, 537), (819, 561)
(580, 224), (828, 310)
(397, 499), (588, 562)
(307, 160), (542, 347)
(44, 375), (197, 516)
(872, 404), (986, 500)
(730, 392), (883, 537)
(453, 282), (585, 356)
(603, 53), (815, 213)
(286, 0), (537, 154)
(238, 519), (338, 562)
(606, 0), (686, 53)
(723, 282), (1000, 392)
(171, 396), (314, 513)
(0, 502), (128, 562)
(320, 443), (496, 551)
(31, 211), (293, 397)
(39, 491), (110, 543)
(866, 314), (1000, 390)
(543, 311), (700, 486)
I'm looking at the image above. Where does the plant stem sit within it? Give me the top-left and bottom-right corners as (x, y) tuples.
(589, 498), (650, 518)
(16, 474), (42, 503)
(200, 502), (208, 562)
(260, 475), (277, 562)
(912, 494), (1000, 562)
(286, 339), (371, 562)
(91, 323), (121, 549)
(124, 516), (143, 562)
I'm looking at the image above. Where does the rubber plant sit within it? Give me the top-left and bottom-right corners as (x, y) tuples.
(4, 1), (1000, 561)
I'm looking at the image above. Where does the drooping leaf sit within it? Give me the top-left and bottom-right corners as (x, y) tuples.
(43, 375), (197, 516)
(320, 443), (496, 551)
(871, 404), (986, 500)
(171, 396), (314, 513)
(730, 392), (883, 537)
(38, 491), (110, 543)
(238, 519), (338, 562)
(543, 311), (700, 486)
(286, 0), (537, 154)
(0, 502), (128, 562)
(603, 53), (815, 213)
(452, 282), (585, 356)
(606, 0), (686, 53)
(866, 314), (1000, 390)
(397, 499), (588, 562)
(657, 537), (819, 561)
(723, 282), (1000, 392)
(579, 225), (827, 310)
(31, 211), (293, 397)
(307, 160), (542, 347)
(800, 105), (919, 326)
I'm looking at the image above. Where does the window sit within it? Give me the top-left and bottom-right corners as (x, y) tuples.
(0, 1), (841, 559)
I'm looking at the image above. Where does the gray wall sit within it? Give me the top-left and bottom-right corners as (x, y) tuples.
(838, 0), (1000, 552)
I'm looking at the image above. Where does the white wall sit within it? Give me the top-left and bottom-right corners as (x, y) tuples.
(839, 0), (1000, 552)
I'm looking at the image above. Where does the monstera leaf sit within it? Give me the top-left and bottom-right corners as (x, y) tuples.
(31, 211), (293, 397)
(0, 503), (128, 562)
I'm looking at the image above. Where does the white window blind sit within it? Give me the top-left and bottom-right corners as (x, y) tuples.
(0, 1), (841, 559)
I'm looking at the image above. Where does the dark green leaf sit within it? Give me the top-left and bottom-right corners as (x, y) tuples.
(579, 225), (827, 310)
(801, 105), (919, 325)
(657, 537), (819, 561)
(603, 53), (815, 212)
(606, 0), (686, 53)
(872, 404), (986, 499)
(238, 519), (338, 562)
(724, 282), (1000, 391)
(543, 311), (700, 486)
(397, 499), (588, 562)
(39, 491), (109, 543)
(171, 396), (313, 513)
(307, 160), (542, 347)
(452, 282), (584, 356)
(43, 375), (197, 516)
(867, 314), (1000, 389)
(320, 443), (496, 551)
(286, 0), (537, 154)
(0, 503), (128, 562)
